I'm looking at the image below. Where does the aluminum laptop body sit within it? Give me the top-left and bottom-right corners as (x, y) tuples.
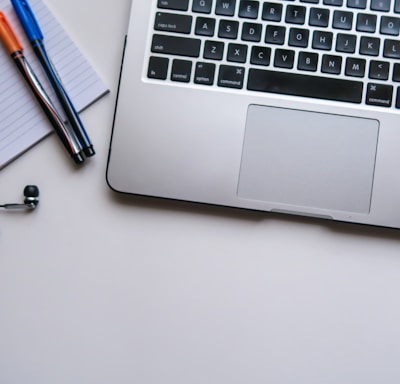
(107, 0), (400, 229)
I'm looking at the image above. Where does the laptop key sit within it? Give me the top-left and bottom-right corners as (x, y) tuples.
(171, 59), (192, 82)
(323, 0), (343, 5)
(370, 0), (390, 12)
(219, 20), (239, 39)
(285, 5), (307, 24)
(239, 1), (260, 19)
(151, 34), (201, 57)
(194, 62), (216, 85)
(148, 56), (169, 79)
(204, 40), (225, 60)
(195, 17), (216, 36)
(369, 60), (390, 80)
(157, 0), (189, 11)
(154, 13), (193, 34)
(345, 58), (366, 77)
(216, 0), (237, 16)
(366, 83), (393, 107)
(347, 0), (367, 8)
(192, 0), (213, 13)
(218, 65), (245, 89)
(383, 39), (400, 59)
(227, 43), (248, 63)
(247, 69), (363, 103)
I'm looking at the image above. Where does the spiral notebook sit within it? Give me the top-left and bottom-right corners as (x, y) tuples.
(0, 0), (108, 168)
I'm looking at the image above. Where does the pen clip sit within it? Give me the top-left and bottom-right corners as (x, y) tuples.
(0, 12), (23, 54)
(11, 0), (43, 43)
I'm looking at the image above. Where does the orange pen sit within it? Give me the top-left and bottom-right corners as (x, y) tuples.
(0, 12), (84, 164)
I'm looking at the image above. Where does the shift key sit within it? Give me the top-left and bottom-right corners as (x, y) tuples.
(151, 34), (201, 57)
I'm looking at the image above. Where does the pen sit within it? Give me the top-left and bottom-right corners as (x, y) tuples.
(0, 12), (84, 164)
(11, 0), (95, 158)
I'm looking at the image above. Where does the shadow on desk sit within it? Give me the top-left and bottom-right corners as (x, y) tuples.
(108, 189), (400, 242)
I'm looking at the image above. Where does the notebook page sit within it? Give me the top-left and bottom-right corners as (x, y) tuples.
(0, 0), (108, 168)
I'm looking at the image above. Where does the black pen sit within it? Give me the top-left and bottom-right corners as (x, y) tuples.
(12, 0), (96, 158)
(0, 12), (85, 164)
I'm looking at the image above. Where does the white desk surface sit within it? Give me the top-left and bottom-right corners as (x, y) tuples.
(1, 1), (400, 383)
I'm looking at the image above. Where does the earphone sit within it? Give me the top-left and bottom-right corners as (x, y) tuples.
(0, 185), (40, 210)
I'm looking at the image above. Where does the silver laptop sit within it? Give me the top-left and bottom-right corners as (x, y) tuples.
(107, 0), (400, 229)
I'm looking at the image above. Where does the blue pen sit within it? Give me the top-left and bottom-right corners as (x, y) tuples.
(11, 0), (95, 158)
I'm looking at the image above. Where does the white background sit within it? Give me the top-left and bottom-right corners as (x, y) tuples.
(1, 1), (400, 383)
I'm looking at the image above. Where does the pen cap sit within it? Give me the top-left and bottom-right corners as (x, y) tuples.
(0, 12), (23, 54)
(11, 0), (43, 43)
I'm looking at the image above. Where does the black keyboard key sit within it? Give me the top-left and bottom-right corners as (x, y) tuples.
(218, 65), (245, 89)
(333, 11), (353, 30)
(194, 62), (216, 85)
(392, 63), (400, 83)
(336, 33), (357, 53)
(383, 39), (400, 58)
(396, 87), (400, 108)
(380, 17), (400, 35)
(274, 49), (295, 68)
(396, 0), (400, 13)
(239, 1), (260, 19)
(216, 0), (236, 16)
(298, 52), (318, 71)
(262, 2), (283, 21)
(195, 17), (216, 36)
(154, 13), (192, 34)
(370, 0), (390, 11)
(158, 0), (189, 11)
(366, 83), (393, 107)
(286, 5), (306, 24)
(369, 60), (390, 80)
(227, 43), (248, 63)
(309, 8), (330, 27)
(393, 63), (400, 81)
(151, 34), (201, 57)
(347, 0), (367, 9)
(323, 0), (343, 5)
(204, 40), (225, 60)
(356, 13), (377, 33)
(192, 0), (213, 13)
(171, 59), (192, 82)
(322, 54), (342, 74)
(219, 20), (239, 39)
(242, 22), (262, 42)
(288, 28), (309, 47)
(345, 58), (366, 77)
(250, 46), (271, 66)
(247, 69), (363, 103)
(312, 31), (333, 50)
(360, 36), (380, 56)
(148, 56), (169, 79)
(265, 25), (286, 45)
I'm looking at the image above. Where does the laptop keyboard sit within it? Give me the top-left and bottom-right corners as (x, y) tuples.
(147, 0), (400, 108)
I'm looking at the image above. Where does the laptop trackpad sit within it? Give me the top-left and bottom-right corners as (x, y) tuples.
(238, 105), (379, 213)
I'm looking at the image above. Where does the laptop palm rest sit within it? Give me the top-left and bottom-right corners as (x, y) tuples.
(238, 105), (379, 213)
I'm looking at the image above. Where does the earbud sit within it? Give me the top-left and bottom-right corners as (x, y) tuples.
(0, 185), (39, 210)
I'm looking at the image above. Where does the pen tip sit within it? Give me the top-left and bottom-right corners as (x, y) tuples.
(83, 146), (95, 157)
(72, 153), (85, 164)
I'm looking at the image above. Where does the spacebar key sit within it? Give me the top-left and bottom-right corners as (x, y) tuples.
(247, 69), (363, 104)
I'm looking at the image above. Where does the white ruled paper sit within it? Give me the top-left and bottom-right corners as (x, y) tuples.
(0, 0), (108, 168)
